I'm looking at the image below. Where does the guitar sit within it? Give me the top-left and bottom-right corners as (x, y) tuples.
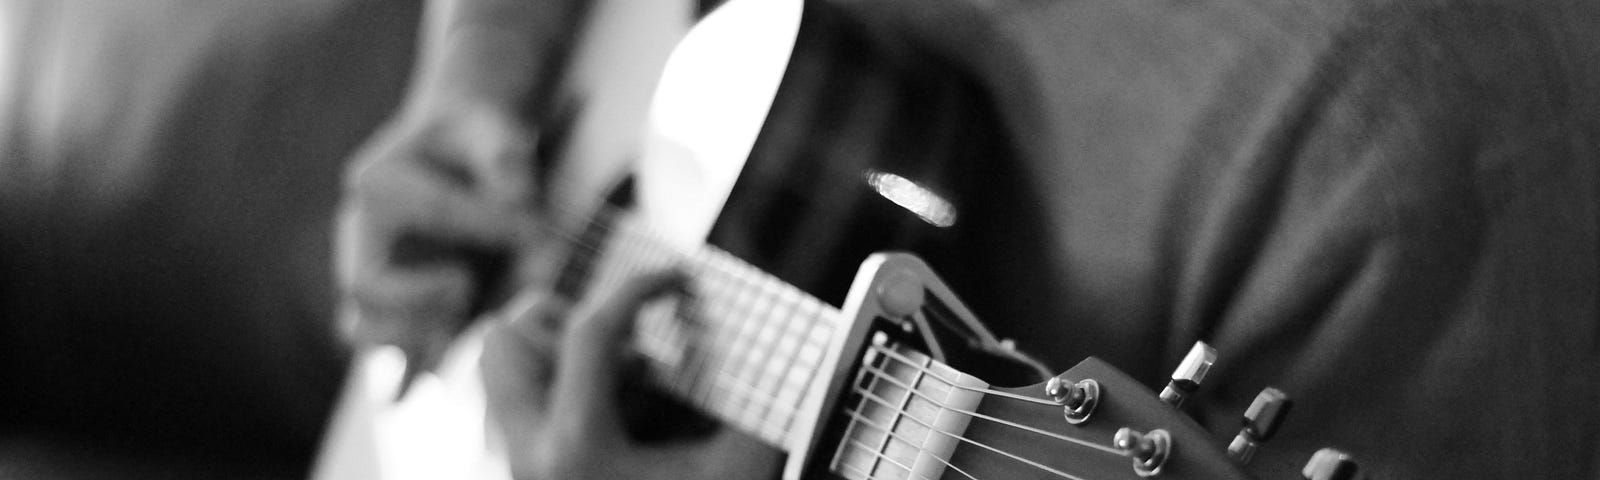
(311, 1), (1362, 479)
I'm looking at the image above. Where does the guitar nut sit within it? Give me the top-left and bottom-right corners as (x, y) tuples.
(1045, 376), (1100, 425)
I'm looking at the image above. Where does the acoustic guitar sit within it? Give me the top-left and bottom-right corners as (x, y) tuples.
(311, 1), (1362, 479)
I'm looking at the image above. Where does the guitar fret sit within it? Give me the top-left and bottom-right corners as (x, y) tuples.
(717, 268), (762, 418)
(726, 276), (772, 375)
(836, 407), (979, 480)
(833, 394), (874, 475)
(569, 217), (852, 452)
(758, 290), (812, 437)
(846, 437), (916, 480)
(712, 367), (793, 417)
(825, 342), (987, 480)
(735, 279), (781, 373)
(739, 325), (780, 424)
(886, 353), (924, 477)
(700, 256), (749, 375)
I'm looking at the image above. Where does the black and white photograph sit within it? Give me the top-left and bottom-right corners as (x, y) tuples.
(0, 0), (1595, 479)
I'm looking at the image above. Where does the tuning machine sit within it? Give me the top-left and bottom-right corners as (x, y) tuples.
(1227, 387), (1292, 464)
(1302, 448), (1362, 480)
(1114, 427), (1173, 477)
(1044, 375), (1100, 424)
(1160, 341), (1216, 408)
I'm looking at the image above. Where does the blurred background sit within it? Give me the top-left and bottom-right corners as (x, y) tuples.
(0, 1), (421, 478)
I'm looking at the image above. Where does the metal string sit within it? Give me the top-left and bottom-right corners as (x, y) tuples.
(533, 201), (1074, 413)
(503, 199), (1127, 480)
(847, 373), (1098, 480)
(835, 435), (939, 480)
(532, 206), (835, 443)
(835, 407), (982, 480)
(863, 344), (1125, 456)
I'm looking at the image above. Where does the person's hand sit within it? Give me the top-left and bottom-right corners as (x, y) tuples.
(480, 271), (785, 480)
(334, 0), (591, 376)
(335, 98), (538, 374)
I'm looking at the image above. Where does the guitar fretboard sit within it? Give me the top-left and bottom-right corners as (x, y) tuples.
(579, 215), (843, 448)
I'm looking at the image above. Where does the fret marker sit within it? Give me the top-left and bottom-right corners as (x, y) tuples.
(864, 170), (957, 228)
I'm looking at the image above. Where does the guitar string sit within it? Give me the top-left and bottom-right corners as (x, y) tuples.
(862, 344), (1125, 456)
(560, 214), (843, 412)
(835, 406), (982, 480)
(533, 220), (1058, 479)
(847, 382), (1090, 480)
(528, 206), (830, 370)
(612, 231), (831, 419)
(528, 200), (832, 322)
(850, 357), (1114, 478)
(593, 243), (760, 419)
(534, 200), (1113, 428)
(834, 435), (940, 480)
(560, 208), (835, 348)
(611, 243), (858, 449)
(835, 458), (899, 480)
(867, 342), (1103, 410)
(531, 201), (851, 407)
(500, 199), (1129, 475)
(604, 249), (802, 420)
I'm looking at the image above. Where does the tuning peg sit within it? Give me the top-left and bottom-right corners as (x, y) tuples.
(1227, 387), (1292, 463)
(1159, 341), (1216, 408)
(1045, 375), (1101, 424)
(1114, 427), (1173, 476)
(1302, 448), (1362, 480)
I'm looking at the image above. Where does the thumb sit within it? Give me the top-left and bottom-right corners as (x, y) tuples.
(548, 270), (688, 441)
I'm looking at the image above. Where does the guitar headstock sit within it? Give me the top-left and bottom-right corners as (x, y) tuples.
(948, 351), (1242, 479)
(797, 253), (1364, 480)
(956, 342), (1363, 480)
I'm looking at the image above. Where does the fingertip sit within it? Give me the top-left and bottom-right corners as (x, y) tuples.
(547, 271), (692, 434)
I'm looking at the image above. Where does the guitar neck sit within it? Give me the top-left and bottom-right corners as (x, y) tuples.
(581, 215), (844, 449)
(575, 216), (1012, 480)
